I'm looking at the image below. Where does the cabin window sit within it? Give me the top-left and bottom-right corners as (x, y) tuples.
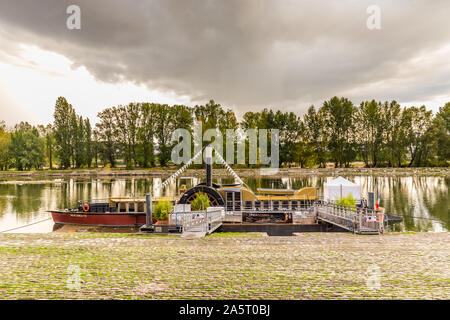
(119, 203), (126, 212)
(263, 200), (270, 210)
(225, 191), (242, 211)
(272, 200), (280, 210)
(282, 200), (289, 209)
(137, 202), (144, 213)
(226, 192), (234, 211)
(300, 200), (306, 209)
(234, 192), (241, 211)
(291, 200), (298, 210)
(129, 203), (135, 212)
(254, 200), (261, 210)
(244, 201), (253, 210)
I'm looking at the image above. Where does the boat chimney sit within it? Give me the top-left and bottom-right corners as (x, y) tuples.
(205, 146), (212, 187)
(368, 192), (375, 209)
(140, 193), (154, 232)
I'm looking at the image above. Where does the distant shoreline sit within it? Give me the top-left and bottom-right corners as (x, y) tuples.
(0, 167), (448, 179)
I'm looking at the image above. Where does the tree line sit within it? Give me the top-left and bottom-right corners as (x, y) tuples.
(0, 96), (448, 170)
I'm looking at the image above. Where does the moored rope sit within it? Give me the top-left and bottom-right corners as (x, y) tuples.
(0, 216), (52, 233)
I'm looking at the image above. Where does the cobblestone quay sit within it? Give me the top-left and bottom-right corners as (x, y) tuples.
(0, 232), (448, 299)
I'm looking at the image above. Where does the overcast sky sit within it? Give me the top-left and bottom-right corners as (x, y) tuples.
(0, 0), (449, 126)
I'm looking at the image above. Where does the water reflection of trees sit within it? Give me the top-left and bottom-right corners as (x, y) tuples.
(0, 175), (447, 232)
(10, 184), (44, 217)
(0, 184), (15, 218)
(243, 176), (325, 193)
(420, 177), (449, 231)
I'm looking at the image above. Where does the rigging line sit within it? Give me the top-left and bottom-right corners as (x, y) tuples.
(210, 146), (252, 190)
(155, 147), (206, 193)
(0, 217), (52, 233)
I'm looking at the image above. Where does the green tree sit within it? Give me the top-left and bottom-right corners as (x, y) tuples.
(96, 108), (117, 167)
(44, 124), (55, 169)
(194, 100), (225, 134)
(382, 101), (407, 167)
(72, 115), (85, 168)
(84, 118), (92, 168)
(0, 121), (11, 170)
(322, 97), (357, 167)
(92, 129), (100, 167)
(275, 111), (300, 167)
(403, 106), (434, 167)
(138, 103), (157, 167)
(155, 104), (174, 166)
(111, 103), (140, 168)
(432, 103), (450, 165)
(37, 124), (55, 169)
(355, 100), (385, 167)
(302, 105), (327, 167)
(125, 103), (140, 168)
(9, 122), (45, 170)
(193, 100), (231, 164)
(295, 120), (314, 168)
(53, 97), (75, 169)
(241, 111), (261, 167)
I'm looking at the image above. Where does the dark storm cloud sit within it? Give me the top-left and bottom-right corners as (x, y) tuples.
(0, 0), (449, 113)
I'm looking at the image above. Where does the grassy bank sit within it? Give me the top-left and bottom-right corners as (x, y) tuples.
(0, 166), (448, 180)
(0, 232), (448, 299)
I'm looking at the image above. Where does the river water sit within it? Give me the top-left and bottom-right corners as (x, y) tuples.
(0, 175), (448, 233)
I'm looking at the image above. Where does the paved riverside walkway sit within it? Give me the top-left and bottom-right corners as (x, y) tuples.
(0, 232), (448, 299)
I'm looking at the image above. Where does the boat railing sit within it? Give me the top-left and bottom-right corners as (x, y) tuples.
(240, 196), (316, 212)
(78, 199), (110, 205)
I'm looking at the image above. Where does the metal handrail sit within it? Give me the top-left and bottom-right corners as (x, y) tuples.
(78, 199), (110, 204)
(175, 208), (224, 234)
(315, 201), (383, 234)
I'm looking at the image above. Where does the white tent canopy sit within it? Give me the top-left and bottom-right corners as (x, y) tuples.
(323, 176), (360, 203)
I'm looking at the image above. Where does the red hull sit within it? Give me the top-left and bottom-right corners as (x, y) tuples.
(51, 211), (147, 227)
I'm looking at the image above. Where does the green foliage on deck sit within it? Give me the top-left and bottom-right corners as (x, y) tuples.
(335, 194), (357, 207)
(153, 201), (173, 221)
(190, 192), (210, 211)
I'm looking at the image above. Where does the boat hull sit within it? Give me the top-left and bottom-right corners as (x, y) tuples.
(50, 211), (147, 227)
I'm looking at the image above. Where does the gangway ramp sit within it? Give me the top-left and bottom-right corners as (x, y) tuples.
(315, 202), (383, 235)
(171, 207), (224, 237)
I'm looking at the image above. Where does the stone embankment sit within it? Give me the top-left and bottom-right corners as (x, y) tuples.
(0, 232), (448, 299)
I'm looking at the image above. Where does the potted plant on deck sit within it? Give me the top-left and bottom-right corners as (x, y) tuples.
(153, 201), (173, 225)
(335, 194), (357, 207)
(190, 192), (210, 211)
